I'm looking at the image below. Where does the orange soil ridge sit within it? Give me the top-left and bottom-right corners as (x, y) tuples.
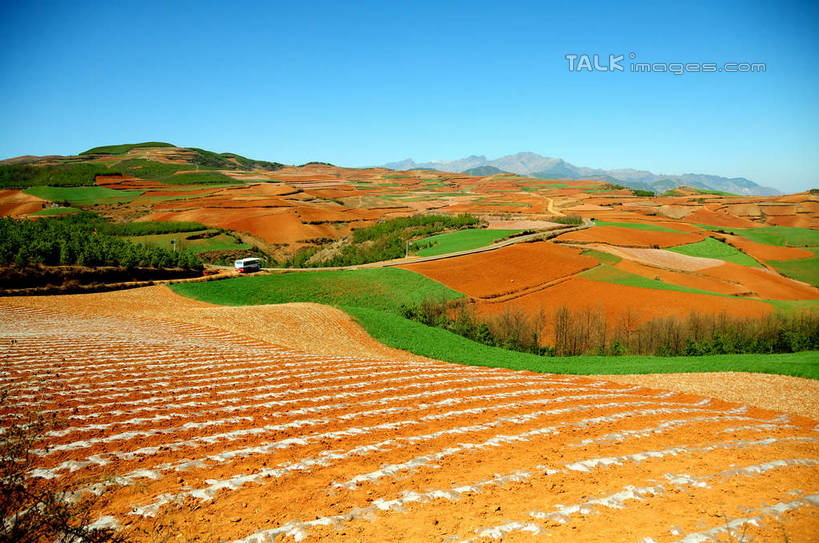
(1, 296), (816, 542)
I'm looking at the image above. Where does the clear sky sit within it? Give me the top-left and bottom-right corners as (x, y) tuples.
(1, 0), (817, 192)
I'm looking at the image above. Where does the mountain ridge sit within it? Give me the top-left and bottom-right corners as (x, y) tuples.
(381, 152), (780, 196)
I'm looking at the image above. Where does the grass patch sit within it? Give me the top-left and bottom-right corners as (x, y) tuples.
(107, 221), (208, 235)
(344, 306), (819, 378)
(580, 249), (622, 265)
(473, 201), (522, 207)
(769, 248), (819, 287)
(580, 265), (726, 297)
(412, 229), (521, 256)
(734, 227), (819, 248)
(163, 171), (241, 185)
(767, 299), (819, 314)
(138, 193), (207, 203)
(31, 207), (82, 216)
(169, 268), (463, 310)
(126, 231), (251, 254)
(669, 237), (762, 267)
(24, 186), (143, 206)
(593, 220), (685, 233)
(692, 188), (738, 196)
(694, 225), (819, 247)
(80, 142), (173, 155)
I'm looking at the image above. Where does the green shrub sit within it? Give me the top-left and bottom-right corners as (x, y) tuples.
(80, 142), (174, 155)
(0, 214), (202, 270)
(551, 215), (583, 225)
(0, 163), (120, 188)
(104, 221), (208, 235)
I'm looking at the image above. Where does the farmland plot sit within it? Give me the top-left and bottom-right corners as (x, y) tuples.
(1, 304), (817, 542)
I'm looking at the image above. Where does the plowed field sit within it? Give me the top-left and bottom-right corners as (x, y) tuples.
(556, 225), (704, 248)
(401, 243), (598, 299)
(2, 303), (817, 542)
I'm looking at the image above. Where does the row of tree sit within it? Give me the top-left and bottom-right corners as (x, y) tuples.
(0, 215), (202, 270)
(401, 298), (819, 356)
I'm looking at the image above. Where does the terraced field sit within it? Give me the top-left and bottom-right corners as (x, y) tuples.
(2, 303), (817, 542)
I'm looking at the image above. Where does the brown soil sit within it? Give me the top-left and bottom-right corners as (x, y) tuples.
(597, 373), (819, 420)
(1, 294), (815, 543)
(0, 189), (46, 217)
(401, 242), (598, 299)
(476, 277), (772, 325)
(614, 259), (748, 296)
(556, 225), (704, 248)
(722, 234), (815, 262)
(701, 263), (819, 301)
(0, 286), (412, 360)
(684, 207), (758, 228)
(579, 244), (724, 271)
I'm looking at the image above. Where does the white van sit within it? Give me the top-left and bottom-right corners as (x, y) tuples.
(234, 257), (262, 273)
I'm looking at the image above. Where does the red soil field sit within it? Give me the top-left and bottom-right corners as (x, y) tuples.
(143, 207), (350, 246)
(614, 259), (748, 296)
(556, 225), (704, 248)
(2, 301), (816, 542)
(401, 242), (598, 299)
(701, 262), (819, 301)
(766, 214), (816, 228)
(684, 207), (758, 228)
(721, 234), (815, 262)
(476, 277), (772, 325)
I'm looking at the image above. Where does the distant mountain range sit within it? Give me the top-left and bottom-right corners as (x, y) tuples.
(381, 152), (780, 196)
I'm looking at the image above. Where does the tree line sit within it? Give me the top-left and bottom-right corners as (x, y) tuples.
(0, 214), (202, 270)
(401, 298), (819, 357)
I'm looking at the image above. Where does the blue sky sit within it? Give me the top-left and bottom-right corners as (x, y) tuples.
(1, 0), (817, 192)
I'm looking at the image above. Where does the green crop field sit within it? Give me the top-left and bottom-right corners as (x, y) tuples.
(593, 220), (687, 233)
(580, 248), (622, 265)
(125, 231), (251, 254)
(411, 228), (521, 256)
(580, 264), (726, 297)
(695, 225), (819, 247)
(24, 186), (143, 205)
(31, 206), (82, 216)
(732, 226), (819, 247)
(769, 249), (819, 287)
(161, 171), (241, 185)
(170, 268), (463, 311)
(669, 237), (762, 266)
